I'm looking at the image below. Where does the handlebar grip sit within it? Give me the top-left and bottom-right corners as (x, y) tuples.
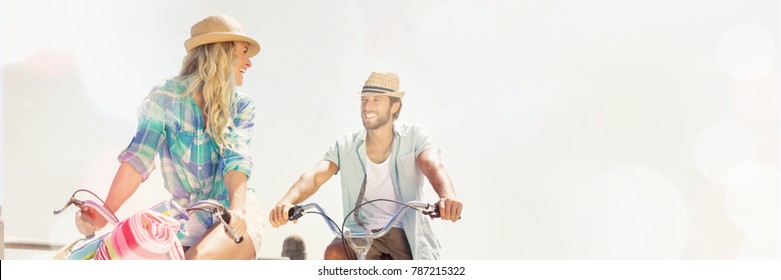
(288, 205), (304, 221)
(221, 211), (244, 244)
(431, 204), (462, 220)
(430, 203), (442, 218)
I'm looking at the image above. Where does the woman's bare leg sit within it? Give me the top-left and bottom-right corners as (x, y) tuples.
(185, 223), (256, 260)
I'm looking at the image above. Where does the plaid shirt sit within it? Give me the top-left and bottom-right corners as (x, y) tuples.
(118, 78), (255, 229)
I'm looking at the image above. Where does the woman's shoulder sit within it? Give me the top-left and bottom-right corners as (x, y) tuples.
(144, 78), (189, 103)
(151, 78), (189, 96)
(234, 91), (255, 103)
(135, 78), (192, 116)
(233, 91), (256, 112)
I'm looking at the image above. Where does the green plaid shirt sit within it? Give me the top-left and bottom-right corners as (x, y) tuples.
(118, 78), (255, 245)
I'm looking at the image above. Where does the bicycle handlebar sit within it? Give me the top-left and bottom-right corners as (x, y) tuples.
(288, 201), (444, 240)
(54, 197), (120, 226)
(288, 200), (461, 260)
(186, 200), (244, 244)
(55, 195), (243, 244)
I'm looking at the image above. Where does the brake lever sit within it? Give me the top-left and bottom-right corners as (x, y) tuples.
(288, 205), (305, 221)
(53, 197), (82, 215)
(218, 210), (244, 244)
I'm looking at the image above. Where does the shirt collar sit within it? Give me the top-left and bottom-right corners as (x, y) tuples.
(356, 123), (404, 144)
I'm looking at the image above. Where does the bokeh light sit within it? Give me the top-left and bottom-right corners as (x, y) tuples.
(568, 166), (689, 259)
(695, 121), (757, 184)
(726, 162), (779, 259)
(717, 23), (776, 82)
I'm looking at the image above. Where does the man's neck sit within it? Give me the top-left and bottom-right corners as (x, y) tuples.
(365, 123), (394, 163)
(366, 123), (394, 145)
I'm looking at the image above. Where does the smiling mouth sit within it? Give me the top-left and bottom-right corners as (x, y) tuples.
(363, 112), (377, 119)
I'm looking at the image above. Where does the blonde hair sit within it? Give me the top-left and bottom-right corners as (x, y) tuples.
(178, 41), (238, 154)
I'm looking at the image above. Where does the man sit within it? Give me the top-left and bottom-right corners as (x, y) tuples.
(269, 72), (462, 260)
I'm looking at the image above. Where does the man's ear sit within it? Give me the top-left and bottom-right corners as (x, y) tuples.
(391, 100), (401, 115)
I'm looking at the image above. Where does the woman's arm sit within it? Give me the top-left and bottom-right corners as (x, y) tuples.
(223, 170), (249, 237)
(76, 162), (143, 234)
(219, 95), (256, 237)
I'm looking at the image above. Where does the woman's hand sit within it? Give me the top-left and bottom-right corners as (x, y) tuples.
(226, 208), (248, 239)
(75, 207), (108, 236)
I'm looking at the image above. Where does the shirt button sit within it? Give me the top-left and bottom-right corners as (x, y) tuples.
(198, 166), (202, 170)
(190, 193), (197, 201)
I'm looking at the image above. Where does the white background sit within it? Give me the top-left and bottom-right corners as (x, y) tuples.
(2, 0), (778, 260)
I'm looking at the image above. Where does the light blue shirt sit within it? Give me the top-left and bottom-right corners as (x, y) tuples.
(324, 123), (442, 260)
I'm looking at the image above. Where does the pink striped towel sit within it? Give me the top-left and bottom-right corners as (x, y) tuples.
(94, 210), (185, 260)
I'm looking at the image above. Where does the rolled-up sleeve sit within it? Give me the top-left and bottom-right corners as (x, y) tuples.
(323, 140), (341, 175)
(222, 94), (256, 178)
(118, 94), (167, 181)
(412, 126), (437, 158)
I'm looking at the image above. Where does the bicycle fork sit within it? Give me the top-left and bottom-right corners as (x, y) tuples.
(343, 228), (374, 260)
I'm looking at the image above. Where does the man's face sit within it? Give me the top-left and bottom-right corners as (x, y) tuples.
(361, 95), (394, 130)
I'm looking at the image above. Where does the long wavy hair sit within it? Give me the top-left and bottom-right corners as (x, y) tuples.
(177, 41), (237, 155)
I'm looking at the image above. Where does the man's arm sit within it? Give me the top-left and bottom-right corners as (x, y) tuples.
(269, 160), (338, 227)
(417, 148), (462, 222)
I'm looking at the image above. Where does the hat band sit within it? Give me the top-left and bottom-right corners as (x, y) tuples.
(361, 86), (397, 94)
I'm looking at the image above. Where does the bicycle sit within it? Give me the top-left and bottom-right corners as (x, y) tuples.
(287, 199), (455, 260)
(52, 189), (243, 260)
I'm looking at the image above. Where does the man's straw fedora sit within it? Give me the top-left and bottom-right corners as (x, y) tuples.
(356, 72), (406, 99)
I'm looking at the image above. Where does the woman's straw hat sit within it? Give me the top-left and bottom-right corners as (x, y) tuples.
(356, 72), (406, 98)
(184, 14), (260, 57)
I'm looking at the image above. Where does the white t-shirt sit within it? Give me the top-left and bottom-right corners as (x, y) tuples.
(361, 156), (404, 229)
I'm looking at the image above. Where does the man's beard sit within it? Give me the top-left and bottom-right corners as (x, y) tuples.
(362, 107), (392, 130)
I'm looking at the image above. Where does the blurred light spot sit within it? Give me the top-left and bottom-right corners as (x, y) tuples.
(534, 160), (595, 258)
(735, 236), (779, 259)
(733, 69), (779, 122)
(726, 162), (778, 258)
(2, 0), (87, 64)
(717, 23), (776, 82)
(570, 166), (689, 259)
(694, 121), (757, 183)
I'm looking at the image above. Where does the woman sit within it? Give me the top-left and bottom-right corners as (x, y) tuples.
(75, 14), (263, 260)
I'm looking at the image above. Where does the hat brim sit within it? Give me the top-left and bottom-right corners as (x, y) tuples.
(353, 91), (405, 98)
(184, 32), (261, 57)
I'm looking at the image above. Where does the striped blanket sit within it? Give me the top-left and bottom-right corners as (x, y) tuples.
(94, 210), (185, 260)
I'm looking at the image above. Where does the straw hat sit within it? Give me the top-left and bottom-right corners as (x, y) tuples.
(184, 14), (260, 57)
(356, 72), (406, 98)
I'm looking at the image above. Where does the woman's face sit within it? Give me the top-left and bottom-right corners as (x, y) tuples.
(233, 41), (252, 86)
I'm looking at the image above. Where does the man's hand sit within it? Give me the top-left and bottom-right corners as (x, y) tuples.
(437, 197), (463, 222)
(269, 202), (297, 227)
